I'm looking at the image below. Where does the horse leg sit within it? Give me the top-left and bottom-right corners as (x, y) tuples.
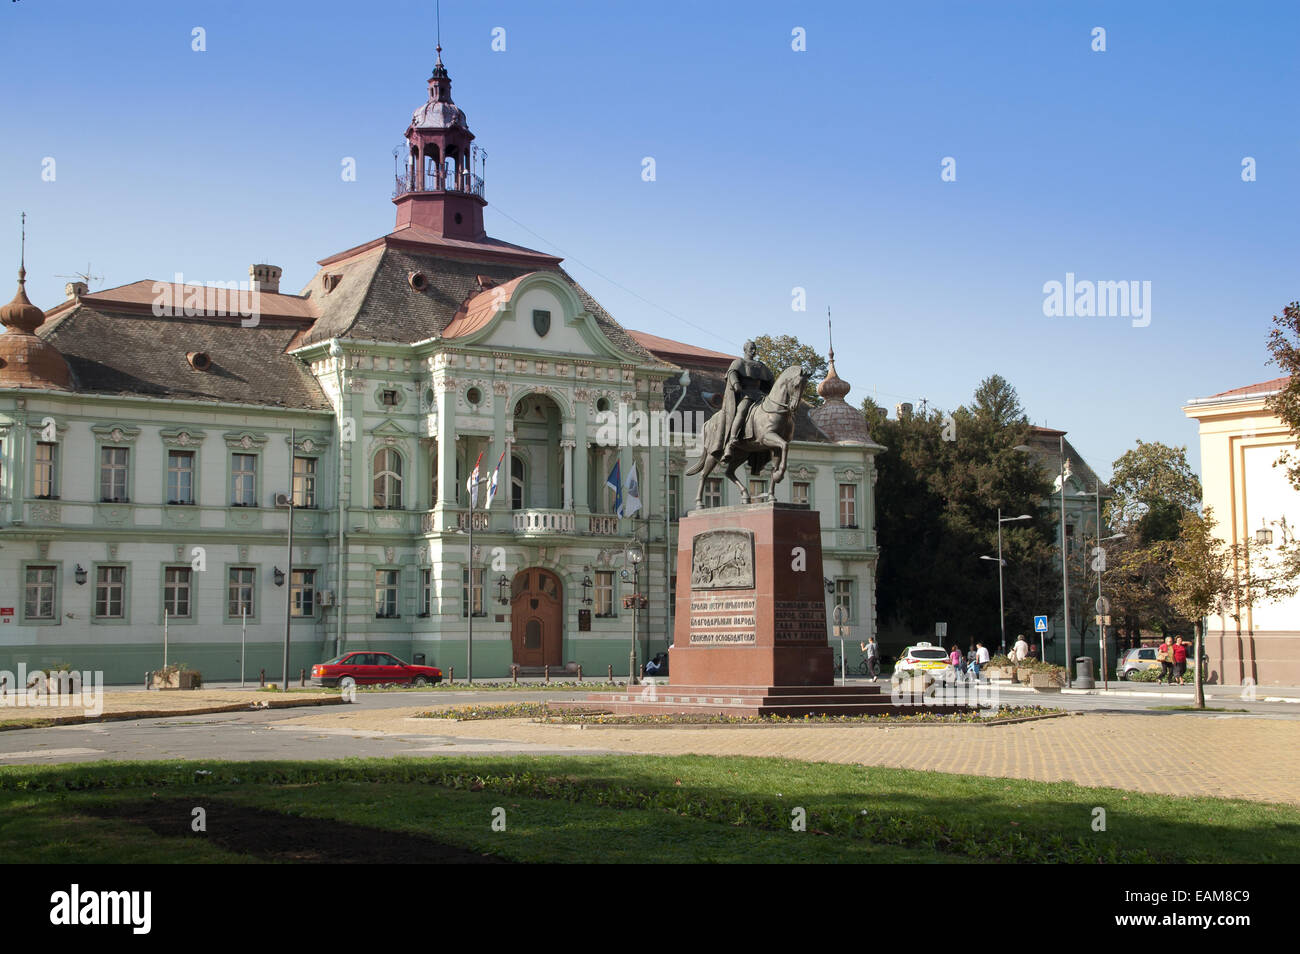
(766, 435), (789, 485)
(694, 454), (716, 505)
(725, 456), (750, 504)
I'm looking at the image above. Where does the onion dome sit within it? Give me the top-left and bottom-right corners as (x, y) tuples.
(0, 263), (73, 390)
(411, 46), (468, 130)
(810, 329), (871, 444)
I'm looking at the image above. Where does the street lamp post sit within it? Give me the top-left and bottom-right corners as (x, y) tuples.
(664, 371), (691, 656)
(626, 542), (644, 684)
(989, 510), (1032, 653)
(1080, 481), (1124, 689)
(1016, 439), (1072, 683)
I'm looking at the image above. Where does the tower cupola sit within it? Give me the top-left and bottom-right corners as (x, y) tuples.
(392, 46), (488, 240)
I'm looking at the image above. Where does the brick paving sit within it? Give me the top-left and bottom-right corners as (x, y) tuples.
(276, 705), (1300, 805)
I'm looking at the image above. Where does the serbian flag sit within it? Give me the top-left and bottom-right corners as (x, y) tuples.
(605, 460), (622, 516)
(485, 449), (506, 508)
(467, 449), (485, 509)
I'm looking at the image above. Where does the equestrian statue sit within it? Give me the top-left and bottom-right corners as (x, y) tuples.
(686, 339), (809, 506)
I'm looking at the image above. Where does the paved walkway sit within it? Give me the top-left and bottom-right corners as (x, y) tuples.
(275, 705), (1300, 806)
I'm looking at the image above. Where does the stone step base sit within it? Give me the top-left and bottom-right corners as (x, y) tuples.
(557, 683), (972, 718)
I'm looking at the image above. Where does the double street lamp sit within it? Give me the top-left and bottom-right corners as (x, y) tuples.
(983, 510), (1031, 653)
(624, 542), (644, 684)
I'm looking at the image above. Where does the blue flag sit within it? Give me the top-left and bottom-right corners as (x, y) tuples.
(605, 460), (622, 516)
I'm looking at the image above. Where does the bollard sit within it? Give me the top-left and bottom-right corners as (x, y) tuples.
(259, 668), (266, 688)
(449, 666), (454, 685)
(607, 664), (613, 682)
(639, 664), (645, 680)
(300, 668), (306, 688)
(544, 664), (550, 684)
(511, 664), (518, 685)
(577, 664), (583, 682)
(145, 671), (151, 691)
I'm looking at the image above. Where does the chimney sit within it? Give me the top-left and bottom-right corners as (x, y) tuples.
(65, 281), (88, 300)
(249, 264), (282, 294)
(895, 402), (913, 418)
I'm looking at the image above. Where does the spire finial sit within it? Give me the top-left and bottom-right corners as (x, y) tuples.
(435, 0), (443, 65)
(826, 308), (834, 362)
(18, 211), (26, 284)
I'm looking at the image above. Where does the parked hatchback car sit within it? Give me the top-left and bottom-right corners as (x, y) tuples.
(311, 652), (442, 690)
(1117, 646), (1161, 680)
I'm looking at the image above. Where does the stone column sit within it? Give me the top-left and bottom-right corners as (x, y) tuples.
(561, 439), (575, 510)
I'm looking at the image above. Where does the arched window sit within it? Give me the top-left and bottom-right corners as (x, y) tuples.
(429, 450), (438, 509)
(511, 455), (526, 510)
(373, 448), (404, 509)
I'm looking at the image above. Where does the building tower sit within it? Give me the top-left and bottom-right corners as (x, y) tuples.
(0, 218), (72, 390)
(392, 45), (488, 241)
(810, 318), (872, 444)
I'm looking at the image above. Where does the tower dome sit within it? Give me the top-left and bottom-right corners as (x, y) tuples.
(0, 262), (73, 391)
(810, 320), (871, 444)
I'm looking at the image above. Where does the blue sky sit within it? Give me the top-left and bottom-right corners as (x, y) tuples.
(3, 0), (1298, 479)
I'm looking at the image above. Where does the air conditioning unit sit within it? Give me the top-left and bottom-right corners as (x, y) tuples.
(273, 492), (292, 508)
(317, 590), (335, 607)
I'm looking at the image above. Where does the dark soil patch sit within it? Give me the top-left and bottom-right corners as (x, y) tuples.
(85, 798), (508, 864)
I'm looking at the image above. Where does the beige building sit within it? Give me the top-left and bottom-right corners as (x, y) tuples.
(1184, 376), (1300, 686)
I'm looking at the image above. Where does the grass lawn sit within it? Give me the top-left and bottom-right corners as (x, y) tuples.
(0, 755), (1294, 864)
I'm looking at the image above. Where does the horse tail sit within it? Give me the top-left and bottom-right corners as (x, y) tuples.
(685, 452), (706, 476)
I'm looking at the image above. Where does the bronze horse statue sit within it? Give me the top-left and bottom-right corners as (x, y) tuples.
(687, 365), (809, 506)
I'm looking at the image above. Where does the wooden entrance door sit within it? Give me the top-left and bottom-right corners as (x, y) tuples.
(511, 568), (563, 667)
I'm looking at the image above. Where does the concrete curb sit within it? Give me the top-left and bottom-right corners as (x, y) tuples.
(0, 695), (345, 732)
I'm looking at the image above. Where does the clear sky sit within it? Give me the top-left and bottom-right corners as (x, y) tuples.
(3, 0), (1297, 480)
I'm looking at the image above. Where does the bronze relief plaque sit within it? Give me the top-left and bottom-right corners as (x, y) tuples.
(690, 529), (755, 590)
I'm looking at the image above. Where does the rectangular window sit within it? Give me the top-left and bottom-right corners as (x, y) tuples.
(421, 568), (432, 616)
(291, 569), (316, 617)
(375, 569), (400, 618)
(703, 477), (723, 509)
(594, 570), (615, 617)
(99, 447), (130, 502)
(668, 475), (682, 521)
(792, 481), (810, 507)
(228, 567), (255, 618)
(380, 389), (399, 406)
(95, 566), (126, 619)
(835, 578), (853, 623)
(748, 478), (768, 500)
(24, 565), (56, 620)
(838, 483), (858, 528)
(231, 453), (257, 506)
(163, 567), (192, 618)
(293, 456), (317, 508)
(461, 568), (484, 618)
(1065, 523), (1075, 554)
(34, 442), (57, 497)
(167, 451), (195, 504)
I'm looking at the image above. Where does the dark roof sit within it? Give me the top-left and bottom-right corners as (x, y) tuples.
(1025, 426), (1109, 496)
(293, 233), (667, 366)
(36, 303), (331, 410)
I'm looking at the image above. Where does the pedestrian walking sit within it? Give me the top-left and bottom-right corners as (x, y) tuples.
(1012, 634), (1029, 662)
(860, 637), (880, 681)
(1172, 636), (1189, 685)
(1156, 635), (1174, 684)
(971, 641), (987, 681)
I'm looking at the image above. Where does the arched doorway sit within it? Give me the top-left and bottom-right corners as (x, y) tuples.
(511, 567), (563, 667)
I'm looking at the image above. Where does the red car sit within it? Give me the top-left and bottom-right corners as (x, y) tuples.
(311, 652), (442, 689)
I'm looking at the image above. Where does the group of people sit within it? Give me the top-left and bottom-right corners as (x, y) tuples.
(1155, 635), (1192, 685)
(1010, 634), (1040, 662)
(947, 642), (993, 680)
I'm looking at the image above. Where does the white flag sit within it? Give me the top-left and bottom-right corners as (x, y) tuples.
(621, 462), (642, 519)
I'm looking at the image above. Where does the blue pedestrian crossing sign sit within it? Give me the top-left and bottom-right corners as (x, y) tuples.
(1034, 615), (1049, 633)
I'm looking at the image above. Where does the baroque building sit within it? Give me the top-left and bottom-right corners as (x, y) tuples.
(0, 50), (881, 683)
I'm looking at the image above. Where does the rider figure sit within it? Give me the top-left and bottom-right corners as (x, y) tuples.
(722, 340), (775, 462)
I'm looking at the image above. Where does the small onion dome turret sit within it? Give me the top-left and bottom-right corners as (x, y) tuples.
(810, 345), (870, 444)
(0, 265), (73, 390)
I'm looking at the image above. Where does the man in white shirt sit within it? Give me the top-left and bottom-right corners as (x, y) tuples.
(1012, 635), (1029, 661)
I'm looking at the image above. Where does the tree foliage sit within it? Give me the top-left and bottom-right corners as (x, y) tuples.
(751, 334), (827, 406)
(1265, 301), (1300, 489)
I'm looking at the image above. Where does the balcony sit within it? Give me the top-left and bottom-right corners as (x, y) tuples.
(513, 509), (575, 535)
(392, 168), (485, 200)
(587, 515), (621, 536)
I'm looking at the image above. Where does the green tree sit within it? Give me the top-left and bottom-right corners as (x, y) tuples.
(1265, 301), (1300, 489)
(751, 334), (827, 406)
(1165, 508), (1296, 707)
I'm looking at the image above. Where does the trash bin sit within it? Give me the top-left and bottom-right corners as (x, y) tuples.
(1074, 656), (1095, 689)
(413, 653), (426, 665)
